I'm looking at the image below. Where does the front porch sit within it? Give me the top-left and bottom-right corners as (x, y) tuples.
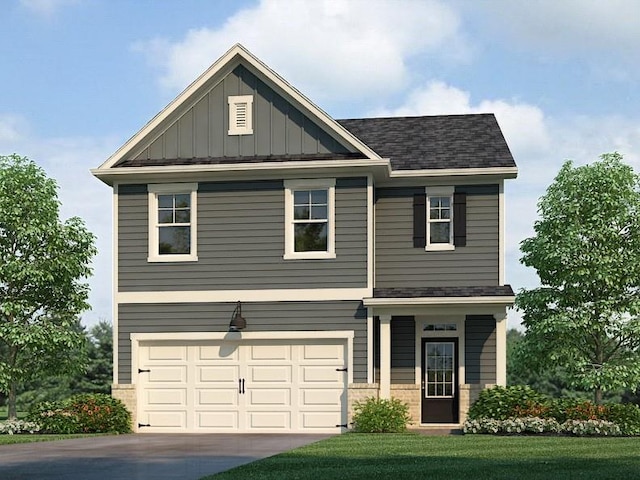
(361, 286), (514, 426)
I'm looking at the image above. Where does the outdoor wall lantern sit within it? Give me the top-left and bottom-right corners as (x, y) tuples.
(229, 301), (247, 332)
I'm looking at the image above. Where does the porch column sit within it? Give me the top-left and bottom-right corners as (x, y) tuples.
(495, 311), (507, 386)
(379, 314), (391, 398)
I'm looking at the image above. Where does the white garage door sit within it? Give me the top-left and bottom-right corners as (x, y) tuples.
(137, 339), (348, 433)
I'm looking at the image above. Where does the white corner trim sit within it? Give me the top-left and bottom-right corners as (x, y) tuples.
(363, 296), (516, 307)
(367, 174), (374, 291)
(112, 183), (119, 385)
(499, 180), (505, 285)
(117, 288), (372, 304)
(367, 313), (374, 384)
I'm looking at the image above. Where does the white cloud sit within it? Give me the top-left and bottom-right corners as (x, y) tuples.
(20, 0), (81, 17)
(0, 115), (116, 327)
(134, 0), (468, 102)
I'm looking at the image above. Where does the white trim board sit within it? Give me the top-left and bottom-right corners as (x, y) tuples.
(117, 288), (372, 304)
(363, 296), (515, 307)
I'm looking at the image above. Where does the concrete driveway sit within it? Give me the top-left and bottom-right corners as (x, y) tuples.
(0, 433), (333, 480)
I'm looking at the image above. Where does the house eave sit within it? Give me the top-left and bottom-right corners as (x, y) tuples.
(389, 166), (518, 179)
(362, 295), (516, 307)
(90, 158), (392, 186)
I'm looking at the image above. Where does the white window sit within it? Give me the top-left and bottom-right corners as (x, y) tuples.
(426, 186), (454, 251)
(284, 179), (336, 260)
(228, 95), (253, 135)
(148, 183), (198, 262)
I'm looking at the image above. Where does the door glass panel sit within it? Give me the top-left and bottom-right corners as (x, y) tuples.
(424, 341), (455, 398)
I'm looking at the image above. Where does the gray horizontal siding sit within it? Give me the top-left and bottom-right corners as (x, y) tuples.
(118, 178), (367, 291)
(118, 300), (367, 384)
(375, 187), (499, 287)
(465, 315), (496, 384)
(133, 64), (355, 161)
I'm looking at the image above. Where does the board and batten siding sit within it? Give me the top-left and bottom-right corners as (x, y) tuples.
(375, 186), (499, 287)
(118, 178), (368, 291)
(118, 300), (367, 384)
(464, 315), (497, 385)
(131, 64), (356, 162)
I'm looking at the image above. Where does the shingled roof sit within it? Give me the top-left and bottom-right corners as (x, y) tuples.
(338, 114), (515, 170)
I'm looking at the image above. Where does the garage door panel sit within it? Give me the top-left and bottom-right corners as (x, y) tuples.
(249, 388), (291, 406)
(301, 365), (342, 383)
(198, 365), (239, 383)
(147, 411), (187, 429)
(249, 365), (292, 383)
(146, 388), (187, 406)
(249, 345), (291, 361)
(303, 344), (344, 361)
(301, 411), (341, 429)
(148, 366), (187, 383)
(147, 345), (187, 361)
(199, 345), (239, 361)
(197, 411), (238, 429)
(248, 411), (291, 429)
(197, 388), (238, 406)
(301, 388), (342, 406)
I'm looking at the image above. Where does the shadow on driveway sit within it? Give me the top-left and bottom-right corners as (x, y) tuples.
(0, 433), (333, 480)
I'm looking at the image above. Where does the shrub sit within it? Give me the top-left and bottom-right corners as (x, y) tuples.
(467, 386), (549, 420)
(352, 397), (411, 433)
(28, 394), (132, 434)
(0, 420), (41, 435)
(604, 403), (640, 436)
(562, 419), (621, 436)
(463, 417), (561, 435)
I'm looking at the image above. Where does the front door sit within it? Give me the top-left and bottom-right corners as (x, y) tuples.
(421, 338), (458, 423)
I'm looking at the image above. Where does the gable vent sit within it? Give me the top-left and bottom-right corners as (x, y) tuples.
(228, 95), (254, 135)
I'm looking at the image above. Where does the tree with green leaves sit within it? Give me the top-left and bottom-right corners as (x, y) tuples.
(0, 154), (96, 419)
(516, 152), (640, 403)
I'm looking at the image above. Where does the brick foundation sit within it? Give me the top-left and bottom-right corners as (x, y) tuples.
(112, 384), (137, 431)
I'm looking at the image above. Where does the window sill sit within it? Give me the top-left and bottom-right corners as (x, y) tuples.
(425, 244), (455, 252)
(283, 251), (337, 260)
(147, 254), (199, 263)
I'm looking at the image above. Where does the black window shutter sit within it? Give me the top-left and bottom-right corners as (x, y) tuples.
(413, 193), (426, 248)
(454, 192), (467, 247)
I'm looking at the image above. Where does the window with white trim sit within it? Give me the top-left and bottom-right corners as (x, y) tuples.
(228, 95), (253, 135)
(426, 186), (454, 251)
(284, 179), (336, 260)
(148, 183), (198, 262)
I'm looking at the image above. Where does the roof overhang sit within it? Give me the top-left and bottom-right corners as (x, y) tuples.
(363, 295), (515, 318)
(92, 156), (519, 186)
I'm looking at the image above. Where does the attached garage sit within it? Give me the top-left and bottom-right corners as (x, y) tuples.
(132, 332), (353, 433)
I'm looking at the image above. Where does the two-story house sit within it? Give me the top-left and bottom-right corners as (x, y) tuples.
(92, 44), (517, 433)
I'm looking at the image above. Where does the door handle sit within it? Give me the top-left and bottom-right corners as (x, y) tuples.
(241, 378), (245, 394)
(239, 379), (242, 394)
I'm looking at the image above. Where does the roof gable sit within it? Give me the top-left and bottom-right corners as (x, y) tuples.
(97, 44), (380, 170)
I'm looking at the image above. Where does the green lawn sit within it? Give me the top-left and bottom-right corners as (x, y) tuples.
(203, 433), (640, 480)
(0, 434), (104, 445)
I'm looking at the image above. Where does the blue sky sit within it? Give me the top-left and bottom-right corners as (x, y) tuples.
(2, 0), (639, 328)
